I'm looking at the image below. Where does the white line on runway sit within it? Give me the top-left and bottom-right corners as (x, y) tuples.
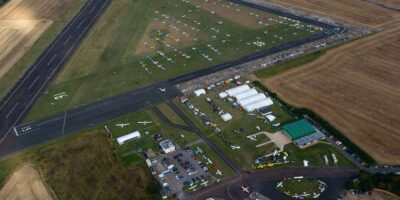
(47, 54), (57, 66)
(77, 20), (85, 29)
(63, 35), (72, 46)
(6, 103), (19, 118)
(89, 6), (96, 14)
(14, 127), (19, 136)
(28, 76), (40, 90)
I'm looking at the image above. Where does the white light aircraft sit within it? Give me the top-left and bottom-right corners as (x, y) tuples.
(159, 88), (166, 93)
(137, 121), (152, 125)
(241, 186), (250, 193)
(216, 170), (222, 176)
(115, 123), (130, 128)
(231, 145), (240, 150)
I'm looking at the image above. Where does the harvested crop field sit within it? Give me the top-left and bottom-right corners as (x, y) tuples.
(0, 164), (52, 200)
(262, 28), (400, 165)
(267, 0), (400, 29)
(0, 0), (74, 79)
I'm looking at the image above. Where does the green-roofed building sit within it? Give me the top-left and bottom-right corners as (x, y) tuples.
(282, 119), (316, 140)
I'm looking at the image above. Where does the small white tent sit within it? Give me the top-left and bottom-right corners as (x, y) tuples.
(221, 113), (233, 121)
(194, 89), (206, 96)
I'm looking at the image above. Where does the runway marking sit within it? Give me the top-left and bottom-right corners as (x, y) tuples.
(14, 126), (19, 136)
(6, 103), (19, 118)
(47, 54), (57, 66)
(77, 20), (85, 29)
(89, 6), (96, 14)
(63, 35), (72, 46)
(28, 76), (40, 90)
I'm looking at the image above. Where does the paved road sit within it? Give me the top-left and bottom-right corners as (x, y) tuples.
(151, 106), (194, 132)
(0, 0), (111, 147)
(189, 167), (359, 200)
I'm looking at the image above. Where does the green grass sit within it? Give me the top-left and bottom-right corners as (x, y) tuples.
(26, 0), (322, 122)
(277, 178), (326, 198)
(254, 50), (326, 78)
(156, 103), (187, 125)
(0, 0), (87, 99)
(30, 130), (161, 200)
(173, 83), (293, 170)
(282, 143), (354, 168)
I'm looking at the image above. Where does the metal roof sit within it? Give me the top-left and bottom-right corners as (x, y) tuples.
(282, 119), (316, 140)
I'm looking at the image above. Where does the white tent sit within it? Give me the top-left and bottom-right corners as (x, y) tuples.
(225, 84), (250, 96)
(117, 131), (141, 145)
(243, 98), (274, 112)
(221, 113), (233, 121)
(266, 114), (276, 122)
(233, 88), (258, 100)
(238, 93), (267, 106)
(194, 89), (206, 96)
(218, 92), (228, 99)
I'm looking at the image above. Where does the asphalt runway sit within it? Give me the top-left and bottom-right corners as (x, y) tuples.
(0, 0), (111, 149)
(0, 0), (341, 157)
(189, 168), (359, 200)
(0, 81), (181, 157)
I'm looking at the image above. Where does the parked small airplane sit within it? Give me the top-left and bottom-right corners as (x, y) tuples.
(115, 123), (130, 128)
(200, 179), (209, 186)
(159, 88), (166, 93)
(247, 135), (257, 141)
(231, 145), (240, 150)
(241, 186), (250, 193)
(137, 121), (152, 125)
(216, 170), (222, 176)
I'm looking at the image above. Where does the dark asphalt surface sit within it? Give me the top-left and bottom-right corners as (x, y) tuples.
(0, 81), (181, 157)
(190, 168), (359, 200)
(0, 0), (111, 151)
(151, 106), (194, 132)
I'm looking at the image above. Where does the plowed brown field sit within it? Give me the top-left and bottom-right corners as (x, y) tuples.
(268, 0), (400, 29)
(0, 0), (73, 79)
(262, 28), (400, 165)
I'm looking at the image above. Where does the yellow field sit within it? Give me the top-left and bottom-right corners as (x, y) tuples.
(262, 28), (400, 165)
(0, 0), (74, 79)
(268, 0), (400, 29)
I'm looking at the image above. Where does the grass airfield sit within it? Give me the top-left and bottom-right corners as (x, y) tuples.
(26, 0), (323, 121)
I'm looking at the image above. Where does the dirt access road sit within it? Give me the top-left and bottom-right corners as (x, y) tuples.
(0, 0), (74, 79)
(262, 27), (400, 165)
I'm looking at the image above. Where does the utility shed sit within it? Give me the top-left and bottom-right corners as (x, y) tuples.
(282, 119), (316, 140)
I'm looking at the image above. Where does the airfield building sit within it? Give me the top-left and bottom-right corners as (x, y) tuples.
(160, 139), (176, 154)
(117, 131), (141, 145)
(282, 119), (325, 148)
